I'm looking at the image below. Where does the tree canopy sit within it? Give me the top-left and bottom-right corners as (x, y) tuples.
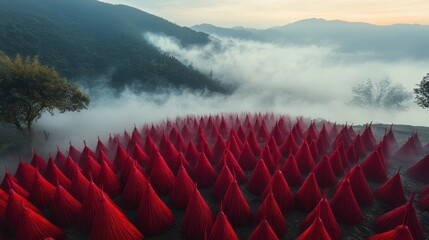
(0, 52), (90, 135)
(414, 73), (429, 109)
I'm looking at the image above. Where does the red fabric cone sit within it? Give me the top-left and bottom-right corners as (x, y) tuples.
(136, 182), (174, 235)
(121, 164), (148, 209)
(248, 219), (279, 240)
(45, 158), (72, 190)
(79, 144), (97, 168)
(313, 155), (337, 188)
(227, 135), (242, 160)
(150, 152), (175, 196)
(132, 143), (150, 168)
(164, 141), (179, 168)
(271, 124), (285, 145)
(267, 136), (283, 166)
(172, 153), (192, 175)
(98, 149), (117, 172)
(80, 181), (103, 233)
(16, 207), (64, 240)
(30, 171), (56, 209)
(193, 153), (217, 188)
(113, 143), (129, 171)
(394, 136), (419, 162)
(185, 141), (200, 166)
(254, 192), (286, 237)
(368, 225), (413, 240)
(54, 148), (68, 171)
(95, 137), (109, 157)
(64, 156), (81, 180)
(15, 162), (37, 191)
(90, 195), (143, 240)
(181, 187), (214, 240)
(248, 158), (271, 195)
(0, 193), (6, 225)
(237, 125), (247, 143)
(295, 172), (322, 212)
(281, 154), (302, 187)
(212, 134), (226, 161)
(247, 131), (261, 156)
(261, 145), (277, 173)
(31, 151), (48, 174)
(50, 185), (82, 228)
(296, 217), (332, 240)
(361, 124), (377, 152)
(348, 164), (374, 206)
(223, 150), (247, 183)
(295, 141), (316, 174)
(300, 190), (340, 240)
(211, 165), (234, 200)
(328, 150), (344, 176)
(309, 140), (320, 163)
(386, 125), (398, 146)
(407, 154), (429, 183)
(69, 143), (82, 162)
(70, 167), (90, 202)
(419, 184), (429, 197)
(238, 142), (258, 170)
(170, 166), (195, 209)
(82, 155), (101, 182)
(279, 132), (298, 158)
(120, 155), (144, 184)
(346, 144), (358, 164)
(375, 194), (426, 240)
(257, 121), (270, 142)
(336, 142), (350, 169)
(208, 211), (239, 240)
(222, 180), (252, 227)
(262, 170), (294, 215)
(360, 150), (388, 182)
(6, 190), (41, 234)
(419, 193), (429, 211)
(329, 179), (363, 225)
(2, 174), (30, 199)
(375, 169), (406, 208)
(97, 160), (121, 198)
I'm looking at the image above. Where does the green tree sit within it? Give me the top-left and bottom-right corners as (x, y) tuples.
(414, 73), (429, 109)
(0, 52), (90, 143)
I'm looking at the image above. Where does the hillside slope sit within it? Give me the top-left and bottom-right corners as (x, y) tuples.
(0, 0), (228, 93)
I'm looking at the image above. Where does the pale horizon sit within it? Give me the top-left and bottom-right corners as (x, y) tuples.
(100, 0), (429, 28)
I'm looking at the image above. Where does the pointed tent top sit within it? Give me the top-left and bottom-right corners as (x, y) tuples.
(296, 217), (332, 240)
(248, 219), (279, 240)
(375, 168), (406, 208)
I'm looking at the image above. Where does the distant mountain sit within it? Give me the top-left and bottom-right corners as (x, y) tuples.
(192, 18), (429, 60)
(0, 0), (229, 93)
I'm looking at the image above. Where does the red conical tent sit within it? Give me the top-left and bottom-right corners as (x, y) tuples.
(329, 179), (363, 225)
(295, 141), (316, 174)
(309, 140), (320, 163)
(407, 154), (429, 183)
(419, 184), (429, 197)
(113, 143), (129, 171)
(296, 217), (332, 240)
(163, 141), (179, 168)
(374, 169), (406, 208)
(257, 121), (270, 142)
(50, 185), (82, 228)
(267, 136), (283, 166)
(54, 148), (68, 170)
(170, 165), (195, 209)
(248, 219), (279, 240)
(281, 154), (302, 187)
(70, 166), (90, 202)
(2, 173), (30, 199)
(193, 153), (217, 188)
(226, 135), (242, 160)
(368, 225), (413, 240)
(30, 171), (56, 209)
(95, 137), (109, 157)
(393, 135), (419, 162)
(31, 151), (48, 174)
(121, 164), (148, 209)
(181, 187), (214, 240)
(98, 149), (117, 173)
(336, 142), (350, 169)
(79, 143), (97, 168)
(328, 150), (344, 176)
(221, 180), (252, 227)
(15, 162), (37, 191)
(16, 207), (64, 240)
(419, 193), (429, 211)
(64, 156), (81, 180)
(248, 158), (271, 195)
(346, 144), (358, 164)
(375, 194), (426, 240)
(208, 211), (239, 240)
(279, 132), (298, 158)
(82, 155), (101, 182)
(361, 124), (377, 152)
(247, 131), (261, 156)
(348, 164), (374, 207)
(300, 191), (341, 240)
(136, 182), (174, 235)
(262, 170), (294, 215)
(132, 143), (150, 168)
(212, 134), (226, 161)
(185, 141), (200, 166)
(261, 145), (276, 173)
(223, 150), (247, 183)
(254, 192), (287, 238)
(172, 153), (192, 175)
(45, 158), (71, 190)
(150, 152), (175, 196)
(69, 143), (82, 162)
(295, 172), (322, 212)
(211, 164), (234, 201)
(360, 150), (387, 182)
(90, 194), (143, 240)
(238, 142), (258, 171)
(80, 180), (103, 233)
(6, 189), (41, 234)
(97, 160), (121, 198)
(313, 155), (337, 188)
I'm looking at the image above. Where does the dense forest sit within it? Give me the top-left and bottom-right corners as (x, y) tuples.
(0, 0), (229, 93)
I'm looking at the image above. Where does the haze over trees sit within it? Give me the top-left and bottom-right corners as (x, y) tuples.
(414, 73), (429, 109)
(0, 52), (90, 146)
(350, 78), (412, 111)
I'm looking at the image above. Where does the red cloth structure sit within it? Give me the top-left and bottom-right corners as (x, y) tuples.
(16, 207), (64, 240)
(150, 152), (175, 196)
(407, 154), (429, 183)
(262, 170), (294, 215)
(254, 192), (287, 237)
(170, 165), (195, 209)
(295, 172), (322, 212)
(329, 179), (363, 225)
(296, 217), (332, 240)
(30, 171), (56, 209)
(208, 211), (239, 240)
(221, 180), (252, 227)
(348, 164), (374, 206)
(281, 154), (302, 187)
(248, 158), (271, 195)
(193, 153), (217, 188)
(313, 155), (337, 188)
(121, 164), (148, 209)
(374, 169), (406, 208)
(248, 219), (279, 240)
(211, 164), (234, 201)
(368, 225), (414, 240)
(50, 185), (82, 228)
(295, 141), (316, 174)
(69, 167), (90, 202)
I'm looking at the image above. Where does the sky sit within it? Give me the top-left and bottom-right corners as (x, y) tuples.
(100, 0), (429, 28)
